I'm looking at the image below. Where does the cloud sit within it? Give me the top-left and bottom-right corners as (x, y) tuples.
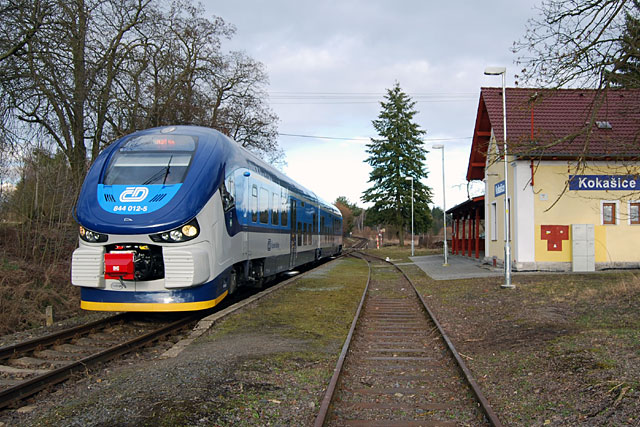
(283, 137), (371, 205)
(207, 0), (540, 209)
(266, 35), (361, 74)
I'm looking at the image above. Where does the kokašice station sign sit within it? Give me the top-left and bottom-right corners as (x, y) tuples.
(569, 175), (640, 191)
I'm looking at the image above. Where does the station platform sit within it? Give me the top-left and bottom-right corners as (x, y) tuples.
(408, 254), (503, 281)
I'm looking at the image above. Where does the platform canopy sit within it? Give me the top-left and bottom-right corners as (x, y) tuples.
(446, 195), (484, 219)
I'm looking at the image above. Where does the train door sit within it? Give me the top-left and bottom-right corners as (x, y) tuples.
(242, 178), (251, 258)
(289, 199), (297, 268)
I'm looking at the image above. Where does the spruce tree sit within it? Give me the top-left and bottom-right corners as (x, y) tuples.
(607, 8), (640, 88)
(362, 83), (432, 246)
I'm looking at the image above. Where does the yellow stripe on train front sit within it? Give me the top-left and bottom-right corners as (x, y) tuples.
(81, 291), (228, 312)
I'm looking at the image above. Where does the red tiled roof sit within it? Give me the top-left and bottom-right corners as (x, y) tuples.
(466, 87), (640, 181)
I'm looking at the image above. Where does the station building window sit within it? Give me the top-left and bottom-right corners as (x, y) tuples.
(490, 202), (497, 241)
(630, 202), (640, 225)
(602, 201), (617, 225)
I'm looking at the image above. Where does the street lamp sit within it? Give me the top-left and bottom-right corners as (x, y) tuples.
(432, 144), (448, 266)
(405, 176), (414, 256)
(484, 66), (514, 289)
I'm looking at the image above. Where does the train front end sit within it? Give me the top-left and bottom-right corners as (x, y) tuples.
(72, 126), (228, 312)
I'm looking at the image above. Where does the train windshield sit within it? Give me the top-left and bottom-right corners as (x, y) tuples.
(103, 134), (197, 185)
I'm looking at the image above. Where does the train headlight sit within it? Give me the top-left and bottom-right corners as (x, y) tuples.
(182, 224), (198, 237)
(150, 219), (199, 243)
(79, 226), (108, 243)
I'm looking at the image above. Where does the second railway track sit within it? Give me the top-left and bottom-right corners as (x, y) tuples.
(0, 312), (202, 409)
(316, 253), (502, 426)
(0, 251), (353, 412)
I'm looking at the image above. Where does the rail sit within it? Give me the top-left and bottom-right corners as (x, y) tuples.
(315, 251), (503, 426)
(0, 313), (201, 409)
(314, 253), (370, 426)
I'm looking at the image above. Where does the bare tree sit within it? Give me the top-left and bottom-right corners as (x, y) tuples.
(205, 51), (280, 160)
(0, 0), (51, 64)
(1, 0), (282, 182)
(511, 1), (640, 207)
(514, 0), (638, 88)
(1, 0), (150, 183)
(107, 2), (282, 162)
(134, 0), (234, 128)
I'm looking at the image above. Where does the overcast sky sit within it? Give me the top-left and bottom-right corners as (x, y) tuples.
(205, 0), (541, 210)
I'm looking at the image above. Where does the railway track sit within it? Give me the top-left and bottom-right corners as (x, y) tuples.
(0, 249), (354, 411)
(0, 311), (202, 409)
(344, 236), (369, 252)
(315, 253), (502, 426)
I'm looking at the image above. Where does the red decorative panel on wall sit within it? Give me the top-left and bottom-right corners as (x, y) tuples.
(540, 225), (569, 251)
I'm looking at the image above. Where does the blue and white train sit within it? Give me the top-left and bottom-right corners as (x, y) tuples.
(71, 126), (342, 311)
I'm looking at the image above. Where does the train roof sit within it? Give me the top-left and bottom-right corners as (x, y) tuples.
(236, 142), (340, 216)
(75, 126), (339, 234)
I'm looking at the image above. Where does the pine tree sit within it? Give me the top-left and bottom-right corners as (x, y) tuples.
(607, 6), (640, 88)
(362, 83), (432, 246)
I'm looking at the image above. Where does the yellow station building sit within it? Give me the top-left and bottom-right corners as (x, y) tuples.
(457, 87), (640, 271)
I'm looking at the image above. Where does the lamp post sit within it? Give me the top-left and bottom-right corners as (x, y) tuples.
(432, 144), (448, 266)
(405, 176), (414, 257)
(484, 66), (514, 288)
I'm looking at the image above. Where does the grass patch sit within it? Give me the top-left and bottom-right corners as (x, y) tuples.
(364, 246), (440, 263)
(205, 257), (369, 350)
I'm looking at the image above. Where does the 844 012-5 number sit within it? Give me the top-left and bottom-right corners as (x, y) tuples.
(113, 205), (148, 212)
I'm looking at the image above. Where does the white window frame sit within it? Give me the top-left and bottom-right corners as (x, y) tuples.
(600, 200), (619, 225)
(490, 202), (497, 241)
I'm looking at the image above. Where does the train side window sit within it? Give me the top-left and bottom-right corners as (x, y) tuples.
(322, 216), (326, 243)
(281, 202), (288, 226)
(281, 190), (288, 226)
(221, 175), (235, 212)
(259, 187), (269, 224)
(251, 185), (258, 222)
(272, 192), (279, 225)
(297, 222), (302, 246)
